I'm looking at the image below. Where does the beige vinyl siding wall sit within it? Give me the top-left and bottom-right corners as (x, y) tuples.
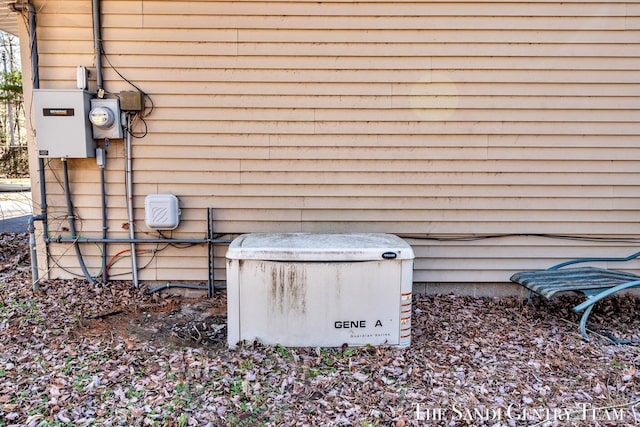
(27, 0), (640, 287)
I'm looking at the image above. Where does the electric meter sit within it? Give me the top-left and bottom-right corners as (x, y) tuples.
(89, 106), (114, 128)
(89, 98), (123, 139)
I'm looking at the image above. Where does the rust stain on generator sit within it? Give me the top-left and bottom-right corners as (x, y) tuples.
(269, 262), (307, 315)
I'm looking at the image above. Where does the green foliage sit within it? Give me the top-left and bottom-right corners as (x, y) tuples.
(0, 68), (22, 101)
(0, 30), (25, 154)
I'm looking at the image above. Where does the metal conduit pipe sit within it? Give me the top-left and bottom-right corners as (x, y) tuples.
(37, 158), (49, 243)
(10, 2), (39, 88)
(30, 157), (50, 288)
(91, 0), (104, 91)
(98, 147), (108, 283)
(92, 0), (107, 281)
(45, 237), (232, 244)
(43, 232), (230, 294)
(10, 2), (49, 287)
(27, 215), (40, 288)
(124, 113), (139, 288)
(207, 208), (215, 297)
(62, 159), (96, 285)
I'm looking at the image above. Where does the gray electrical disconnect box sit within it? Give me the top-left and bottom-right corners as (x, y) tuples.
(33, 89), (95, 158)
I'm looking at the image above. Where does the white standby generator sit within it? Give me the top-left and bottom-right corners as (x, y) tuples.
(226, 233), (415, 348)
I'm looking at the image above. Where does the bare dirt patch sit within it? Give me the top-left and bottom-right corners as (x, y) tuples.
(100, 296), (228, 350)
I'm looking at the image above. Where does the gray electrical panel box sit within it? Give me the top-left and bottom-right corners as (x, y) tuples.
(33, 89), (95, 158)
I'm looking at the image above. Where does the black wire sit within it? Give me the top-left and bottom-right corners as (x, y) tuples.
(99, 41), (152, 138)
(399, 233), (640, 244)
(126, 115), (148, 138)
(49, 253), (98, 280)
(216, 231), (640, 244)
(17, 10), (37, 87)
(100, 42), (154, 117)
(157, 230), (196, 248)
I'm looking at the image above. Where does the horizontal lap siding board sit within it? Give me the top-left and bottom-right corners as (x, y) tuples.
(30, 0), (640, 284)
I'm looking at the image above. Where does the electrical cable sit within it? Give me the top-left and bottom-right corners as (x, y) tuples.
(157, 230), (196, 248)
(105, 244), (168, 275)
(399, 233), (640, 244)
(45, 158), (66, 191)
(98, 37), (152, 139)
(107, 249), (162, 278)
(106, 248), (137, 273)
(62, 159), (97, 285)
(147, 283), (209, 294)
(48, 236), (104, 280)
(30, 230), (82, 290)
(100, 42), (154, 118)
(126, 114), (148, 139)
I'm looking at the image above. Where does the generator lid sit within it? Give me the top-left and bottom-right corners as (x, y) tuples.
(226, 233), (414, 262)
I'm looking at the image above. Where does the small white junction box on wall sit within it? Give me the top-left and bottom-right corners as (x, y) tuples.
(226, 233), (414, 348)
(144, 194), (180, 230)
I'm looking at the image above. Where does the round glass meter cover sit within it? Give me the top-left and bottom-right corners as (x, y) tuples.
(89, 106), (114, 127)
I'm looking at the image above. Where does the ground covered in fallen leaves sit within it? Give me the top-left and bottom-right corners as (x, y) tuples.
(2, 232), (640, 426)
